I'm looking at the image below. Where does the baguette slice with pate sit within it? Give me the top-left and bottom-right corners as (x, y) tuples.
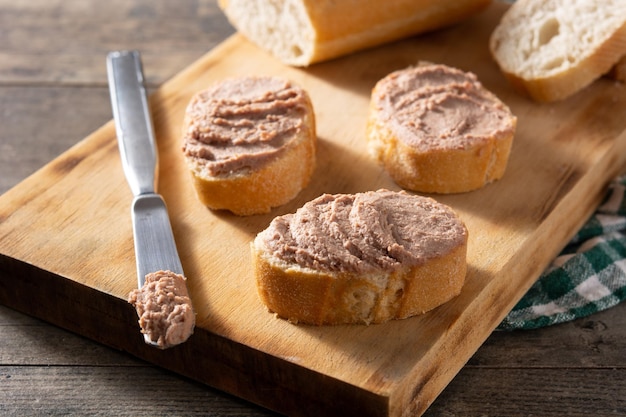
(367, 63), (517, 194)
(181, 76), (316, 216)
(252, 189), (468, 325)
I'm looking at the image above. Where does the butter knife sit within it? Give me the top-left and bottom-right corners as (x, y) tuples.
(107, 50), (191, 347)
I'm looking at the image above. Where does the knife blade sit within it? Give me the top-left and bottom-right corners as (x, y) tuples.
(107, 50), (192, 348)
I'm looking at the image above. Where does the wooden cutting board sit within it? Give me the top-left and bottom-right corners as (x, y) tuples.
(2, 2), (626, 416)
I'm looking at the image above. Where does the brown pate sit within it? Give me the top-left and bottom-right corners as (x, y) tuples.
(256, 189), (467, 274)
(182, 76), (311, 176)
(371, 63), (515, 152)
(128, 270), (195, 349)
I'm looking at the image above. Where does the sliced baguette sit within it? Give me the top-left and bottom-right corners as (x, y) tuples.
(490, 0), (626, 102)
(252, 190), (468, 325)
(181, 76), (316, 216)
(218, 0), (492, 66)
(367, 63), (517, 194)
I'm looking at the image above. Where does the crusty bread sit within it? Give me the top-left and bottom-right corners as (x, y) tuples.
(367, 63), (516, 194)
(181, 76), (316, 216)
(490, 0), (626, 102)
(252, 189), (468, 325)
(607, 55), (626, 81)
(217, 0), (492, 66)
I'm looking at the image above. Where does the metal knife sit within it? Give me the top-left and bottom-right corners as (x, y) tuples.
(106, 50), (187, 346)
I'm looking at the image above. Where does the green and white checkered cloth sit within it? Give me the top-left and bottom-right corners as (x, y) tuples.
(498, 175), (626, 330)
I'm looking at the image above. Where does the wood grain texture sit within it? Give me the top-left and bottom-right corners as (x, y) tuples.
(0, 87), (112, 193)
(4, 304), (626, 417)
(0, 0), (234, 85)
(2, 1), (626, 416)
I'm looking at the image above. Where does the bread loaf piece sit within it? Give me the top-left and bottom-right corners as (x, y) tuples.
(181, 76), (316, 216)
(217, 0), (492, 66)
(490, 0), (626, 102)
(367, 63), (516, 194)
(252, 189), (468, 325)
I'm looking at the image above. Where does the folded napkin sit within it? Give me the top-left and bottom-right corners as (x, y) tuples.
(498, 175), (626, 330)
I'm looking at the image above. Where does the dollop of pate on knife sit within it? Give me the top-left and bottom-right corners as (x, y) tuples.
(128, 270), (195, 349)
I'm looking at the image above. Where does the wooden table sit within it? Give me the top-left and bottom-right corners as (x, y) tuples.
(1, 1), (625, 416)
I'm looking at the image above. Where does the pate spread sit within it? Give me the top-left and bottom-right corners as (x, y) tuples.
(257, 189), (467, 274)
(372, 64), (514, 152)
(128, 270), (195, 349)
(182, 76), (310, 176)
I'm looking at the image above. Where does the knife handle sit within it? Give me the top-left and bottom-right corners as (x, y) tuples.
(107, 50), (157, 196)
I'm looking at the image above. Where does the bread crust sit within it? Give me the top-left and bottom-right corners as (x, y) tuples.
(182, 79), (316, 216)
(218, 0), (492, 66)
(253, 230), (467, 326)
(607, 55), (626, 82)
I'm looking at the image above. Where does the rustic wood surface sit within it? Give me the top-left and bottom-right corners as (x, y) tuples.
(1, 1), (626, 416)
